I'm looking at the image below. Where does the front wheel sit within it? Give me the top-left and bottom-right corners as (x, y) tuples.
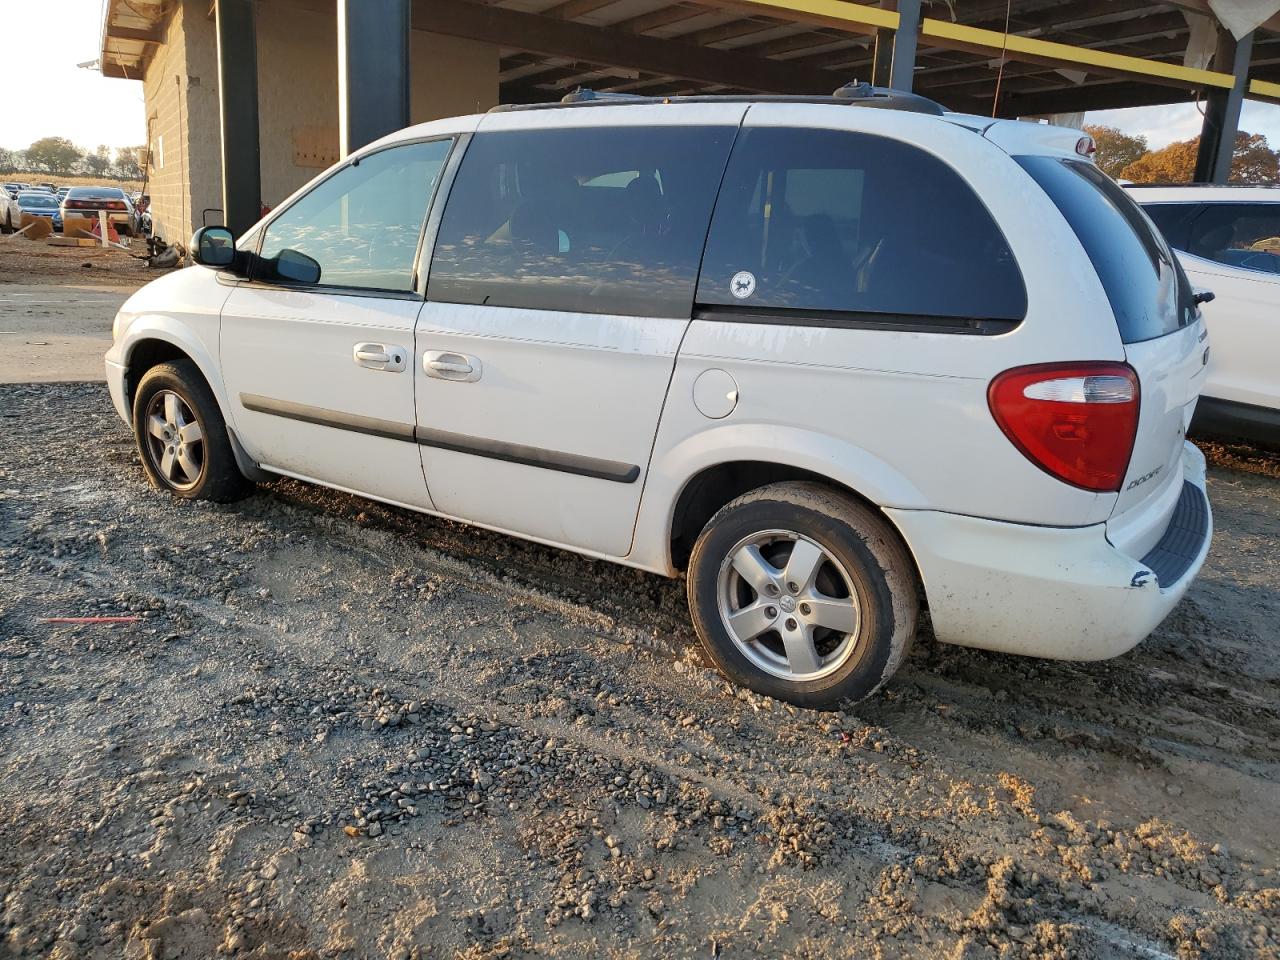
(132, 360), (254, 502)
(687, 482), (918, 710)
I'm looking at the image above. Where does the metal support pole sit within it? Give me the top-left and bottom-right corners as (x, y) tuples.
(870, 0), (894, 87)
(890, 0), (920, 91)
(338, 0), (411, 158)
(215, 0), (262, 237)
(1194, 29), (1254, 184)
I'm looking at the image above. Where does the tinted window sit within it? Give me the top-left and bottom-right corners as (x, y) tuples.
(1185, 203), (1280, 275)
(1139, 202), (1201, 251)
(259, 138), (453, 291)
(697, 127), (1026, 323)
(427, 126), (736, 317)
(1018, 157), (1195, 343)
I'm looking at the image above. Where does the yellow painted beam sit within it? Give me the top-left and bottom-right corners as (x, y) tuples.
(699, 0), (899, 32)
(1250, 78), (1280, 101)
(921, 17), (1235, 90)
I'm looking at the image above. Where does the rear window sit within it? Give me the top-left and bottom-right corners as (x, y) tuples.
(1017, 157), (1195, 343)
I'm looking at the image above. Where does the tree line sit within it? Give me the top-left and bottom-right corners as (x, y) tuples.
(1086, 125), (1280, 184)
(0, 137), (146, 181)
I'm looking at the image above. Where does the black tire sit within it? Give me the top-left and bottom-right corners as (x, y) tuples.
(687, 481), (918, 710)
(132, 360), (254, 503)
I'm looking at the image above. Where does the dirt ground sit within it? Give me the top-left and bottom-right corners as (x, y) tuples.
(0, 377), (1277, 960)
(0, 240), (157, 382)
(1, 235), (154, 289)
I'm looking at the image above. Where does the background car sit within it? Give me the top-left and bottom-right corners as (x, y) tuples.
(61, 185), (138, 236)
(1130, 185), (1280, 444)
(3, 182), (24, 199)
(15, 189), (62, 231)
(0, 185), (18, 233)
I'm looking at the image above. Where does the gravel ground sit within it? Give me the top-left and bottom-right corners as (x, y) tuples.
(1, 382), (1278, 960)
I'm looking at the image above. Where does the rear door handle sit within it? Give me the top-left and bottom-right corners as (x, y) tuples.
(353, 342), (407, 373)
(423, 350), (482, 382)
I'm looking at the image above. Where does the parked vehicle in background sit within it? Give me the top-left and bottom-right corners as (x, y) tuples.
(0, 186), (18, 233)
(15, 189), (62, 231)
(1130, 185), (1280, 444)
(106, 91), (1213, 708)
(3, 182), (25, 199)
(61, 185), (138, 236)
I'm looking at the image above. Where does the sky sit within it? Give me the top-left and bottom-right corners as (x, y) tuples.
(1, 0), (1279, 157)
(1, 0), (147, 152)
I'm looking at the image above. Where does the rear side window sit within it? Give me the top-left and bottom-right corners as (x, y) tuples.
(427, 126), (736, 318)
(1140, 202), (1201, 251)
(696, 127), (1026, 326)
(1185, 203), (1280, 275)
(1018, 157), (1195, 343)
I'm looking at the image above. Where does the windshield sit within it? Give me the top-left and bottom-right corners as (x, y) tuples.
(1017, 156), (1196, 343)
(19, 193), (58, 207)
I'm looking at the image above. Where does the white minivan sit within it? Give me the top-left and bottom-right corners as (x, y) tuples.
(105, 88), (1213, 709)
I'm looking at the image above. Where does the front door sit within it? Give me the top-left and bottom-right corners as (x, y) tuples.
(415, 112), (742, 556)
(220, 137), (455, 509)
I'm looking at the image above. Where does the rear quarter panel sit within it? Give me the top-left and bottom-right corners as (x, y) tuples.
(631, 106), (1128, 572)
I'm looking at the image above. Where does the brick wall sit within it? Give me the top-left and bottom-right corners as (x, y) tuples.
(141, 0), (499, 245)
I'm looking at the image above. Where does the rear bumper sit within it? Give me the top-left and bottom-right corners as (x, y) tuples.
(886, 442), (1211, 661)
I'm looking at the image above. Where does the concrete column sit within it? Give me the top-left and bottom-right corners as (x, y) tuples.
(890, 0), (921, 91)
(338, 0), (411, 157)
(215, 0), (262, 237)
(1194, 28), (1255, 184)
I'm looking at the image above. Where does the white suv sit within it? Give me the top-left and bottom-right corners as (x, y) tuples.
(1127, 185), (1280, 444)
(105, 90), (1212, 709)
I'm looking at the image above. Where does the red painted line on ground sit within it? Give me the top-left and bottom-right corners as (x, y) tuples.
(39, 616), (142, 624)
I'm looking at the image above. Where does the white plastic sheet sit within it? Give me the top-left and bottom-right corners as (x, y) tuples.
(1208, 0), (1280, 40)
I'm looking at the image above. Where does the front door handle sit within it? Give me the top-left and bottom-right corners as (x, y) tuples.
(353, 342), (407, 373)
(423, 350), (482, 382)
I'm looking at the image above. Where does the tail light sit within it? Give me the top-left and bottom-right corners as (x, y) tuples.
(105, 201), (127, 211)
(988, 362), (1139, 492)
(66, 199), (91, 210)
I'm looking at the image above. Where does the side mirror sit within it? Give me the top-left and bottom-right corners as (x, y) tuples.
(191, 226), (236, 268)
(1193, 287), (1216, 306)
(275, 248), (322, 285)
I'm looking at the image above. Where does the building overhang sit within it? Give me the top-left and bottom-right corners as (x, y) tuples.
(100, 0), (168, 81)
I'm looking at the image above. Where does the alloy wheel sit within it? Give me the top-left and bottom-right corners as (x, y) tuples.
(143, 390), (205, 491)
(716, 529), (861, 682)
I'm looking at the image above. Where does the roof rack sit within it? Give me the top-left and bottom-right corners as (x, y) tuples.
(488, 82), (947, 116)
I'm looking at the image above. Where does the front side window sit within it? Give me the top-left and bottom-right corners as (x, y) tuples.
(697, 127), (1027, 324)
(1185, 203), (1280, 275)
(426, 125), (737, 318)
(258, 138), (453, 292)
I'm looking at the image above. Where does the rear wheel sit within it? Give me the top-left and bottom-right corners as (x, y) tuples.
(132, 360), (254, 502)
(687, 482), (917, 709)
